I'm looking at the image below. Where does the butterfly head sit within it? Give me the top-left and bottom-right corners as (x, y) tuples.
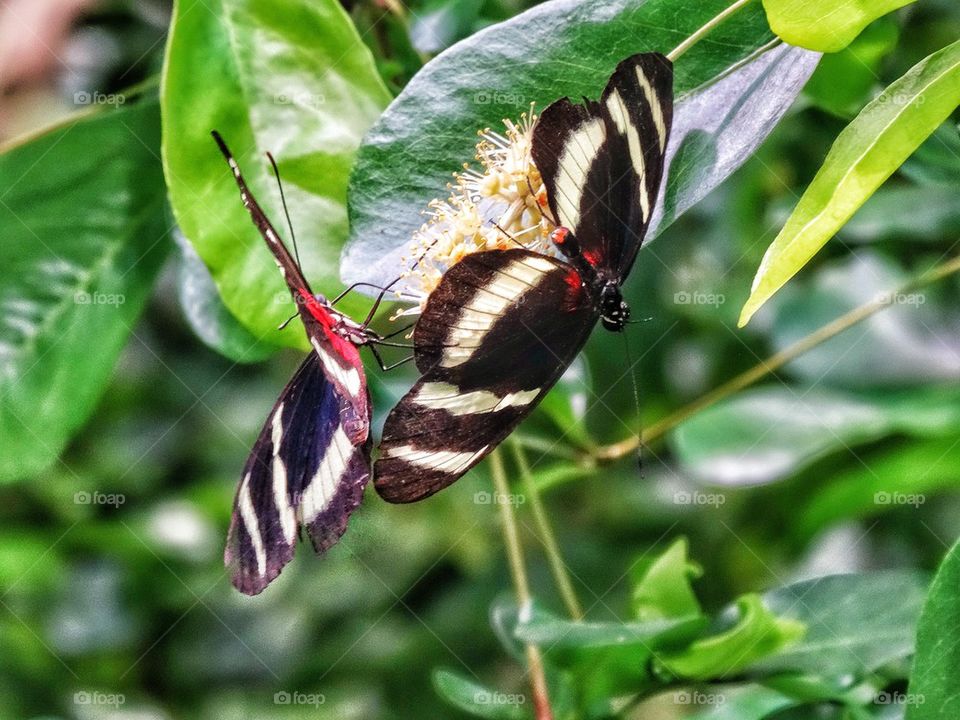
(600, 283), (629, 332)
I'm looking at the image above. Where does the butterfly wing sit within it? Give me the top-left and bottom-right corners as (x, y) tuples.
(226, 353), (372, 595)
(374, 249), (599, 503)
(532, 53), (673, 279)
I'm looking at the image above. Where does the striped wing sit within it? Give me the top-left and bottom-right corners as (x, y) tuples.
(226, 353), (372, 595)
(532, 53), (673, 279)
(375, 249), (598, 503)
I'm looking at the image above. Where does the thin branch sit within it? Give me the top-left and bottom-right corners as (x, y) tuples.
(667, 0), (755, 62)
(594, 254), (960, 461)
(510, 439), (585, 620)
(490, 449), (553, 720)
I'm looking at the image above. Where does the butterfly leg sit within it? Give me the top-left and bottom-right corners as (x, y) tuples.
(367, 344), (414, 372)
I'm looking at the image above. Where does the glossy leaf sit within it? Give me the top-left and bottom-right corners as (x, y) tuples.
(906, 539), (960, 720)
(762, 0), (915, 53)
(343, 0), (819, 292)
(630, 537), (703, 620)
(162, 0), (391, 344)
(672, 384), (960, 487)
(750, 572), (929, 676)
(0, 99), (169, 482)
(432, 669), (529, 720)
(740, 38), (960, 326)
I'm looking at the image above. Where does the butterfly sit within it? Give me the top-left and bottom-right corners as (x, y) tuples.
(212, 131), (392, 594)
(373, 52), (674, 503)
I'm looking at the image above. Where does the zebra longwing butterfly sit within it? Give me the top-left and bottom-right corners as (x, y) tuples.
(374, 52), (673, 503)
(212, 131), (377, 594)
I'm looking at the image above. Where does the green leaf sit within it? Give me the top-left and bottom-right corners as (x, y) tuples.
(906, 539), (960, 720)
(740, 38), (960, 326)
(161, 0), (391, 344)
(804, 18), (900, 118)
(750, 572), (928, 677)
(344, 0), (819, 290)
(761, 0), (915, 53)
(657, 594), (805, 680)
(432, 669), (530, 720)
(631, 537), (704, 621)
(0, 99), (169, 482)
(687, 686), (795, 720)
(174, 233), (276, 363)
(901, 122), (960, 188)
(672, 384), (960, 487)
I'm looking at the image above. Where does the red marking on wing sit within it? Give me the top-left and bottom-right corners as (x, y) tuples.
(298, 290), (363, 367)
(563, 270), (583, 311)
(582, 250), (601, 267)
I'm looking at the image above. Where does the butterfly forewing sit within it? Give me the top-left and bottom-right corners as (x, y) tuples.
(533, 53), (673, 278)
(375, 249), (598, 502)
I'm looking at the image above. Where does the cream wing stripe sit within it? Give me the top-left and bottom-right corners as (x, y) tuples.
(238, 473), (267, 577)
(299, 426), (354, 524)
(605, 88), (649, 221)
(384, 445), (489, 473)
(554, 118), (606, 230)
(413, 382), (541, 415)
(270, 405), (297, 545)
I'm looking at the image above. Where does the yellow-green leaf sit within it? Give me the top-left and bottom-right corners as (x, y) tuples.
(762, 0), (916, 52)
(739, 38), (960, 327)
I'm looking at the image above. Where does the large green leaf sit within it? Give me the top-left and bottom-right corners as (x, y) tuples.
(162, 0), (391, 345)
(750, 572), (929, 677)
(761, 0), (915, 53)
(0, 99), (168, 482)
(672, 384), (960, 487)
(343, 0), (819, 291)
(906, 538), (960, 720)
(740, 38), (960, 326)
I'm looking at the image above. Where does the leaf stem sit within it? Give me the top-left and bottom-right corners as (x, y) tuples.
(667, 0), (755, 62)
(510, 440), (585, 620)
(593, 253), (960, 461)
(490, 449), (553, 720)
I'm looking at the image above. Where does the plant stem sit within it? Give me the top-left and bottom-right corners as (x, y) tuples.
(667, 0), (755, 62)
(490, 449), (553, 720)
(510, 440), (585, 620)
(594, 254), (960, 461)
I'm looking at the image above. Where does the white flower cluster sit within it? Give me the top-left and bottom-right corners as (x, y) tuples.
(395, 106), (558, 315)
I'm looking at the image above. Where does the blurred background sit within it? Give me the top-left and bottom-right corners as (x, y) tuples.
(1, 0), (959, 718)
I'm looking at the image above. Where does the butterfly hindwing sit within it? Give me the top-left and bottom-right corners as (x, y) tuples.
(375, 249), (598, 502)
(533, 53), (673, 277)
(226, 353), (371, 595)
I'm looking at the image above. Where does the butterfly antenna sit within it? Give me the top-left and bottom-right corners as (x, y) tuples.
(622, 332), (644, 477)
(265, 151), (302, 271)
(492, 221), (527, 250)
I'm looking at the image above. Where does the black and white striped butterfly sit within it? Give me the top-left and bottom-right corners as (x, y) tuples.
(374, 53), (673, 503)
(212, 132), (389, 594)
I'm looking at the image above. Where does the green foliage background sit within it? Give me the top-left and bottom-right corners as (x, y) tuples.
(0, 0), (958, 718)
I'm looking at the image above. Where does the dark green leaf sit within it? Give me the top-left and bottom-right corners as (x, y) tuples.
(162, 0), (391, 344)
(905, 538), (960, 720)
(0, 99), (169, 482)
(750, 572), (929, 677)
(901, 122), (960, 187)
(432, 669), (530, 720)
(343, 0), (819, 290)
